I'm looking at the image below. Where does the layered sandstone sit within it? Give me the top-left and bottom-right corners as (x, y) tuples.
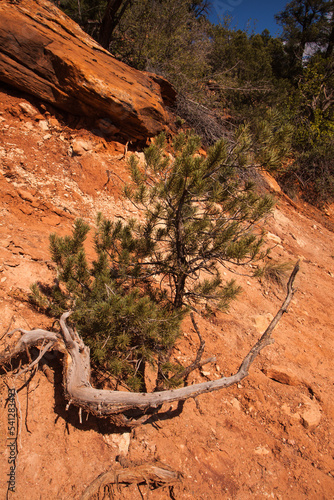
(0, 0), (176, 139)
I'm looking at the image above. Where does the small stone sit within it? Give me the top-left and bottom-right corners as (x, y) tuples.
(134, 151), (146, 166)
(71, 138), (93, 156)
(47, 117), (60, 129)
(106, 432), (131, 455)
(39, 120), (49, 131)
(23, 122), (34, 131)
(262, 366), (300, 386)
(20, 205), (34, 215)
(17, 188), (35, 203)
(18, 102), (38, 117)
(254, 445), (270, 455)
(231, 398), (241, 411)
(281, 403), (291, 415)
(266, 232), (282, 244)
(289, 411), (301, 425)
(301, 404), (321, 431)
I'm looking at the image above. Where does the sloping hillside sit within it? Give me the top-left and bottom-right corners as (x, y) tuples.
(0, 81), (334, 499)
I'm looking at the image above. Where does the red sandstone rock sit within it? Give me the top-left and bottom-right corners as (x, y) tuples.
(0, 0), (176, 140)
(262, 366), (301, 386)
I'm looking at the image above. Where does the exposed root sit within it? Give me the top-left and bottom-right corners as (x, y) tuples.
(80, 463), (181, 500)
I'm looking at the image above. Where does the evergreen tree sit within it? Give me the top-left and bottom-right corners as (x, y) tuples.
(275, 0), (333, 75)
(107, 0), (211, 93)
(97, 132), (275, 310)
(31, 133), (280, 389)
(279, 55), (334, 204)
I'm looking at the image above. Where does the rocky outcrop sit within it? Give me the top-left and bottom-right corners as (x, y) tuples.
(0, 0), (176, 139)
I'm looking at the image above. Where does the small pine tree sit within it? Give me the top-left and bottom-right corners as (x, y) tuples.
(92, 132), (274, 312)
(31, 132), (274, 390)
(116, 131), (274, 309)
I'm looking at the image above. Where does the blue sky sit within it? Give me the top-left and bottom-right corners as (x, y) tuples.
(209, 0), (289, 36)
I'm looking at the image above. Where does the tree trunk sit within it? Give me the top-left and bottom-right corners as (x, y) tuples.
(173, 273), (187, 309)
(325, 20), (334, 58)
(98, 0), (131, 50)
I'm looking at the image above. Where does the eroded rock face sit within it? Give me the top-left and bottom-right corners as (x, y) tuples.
(0, 0), (176, 139)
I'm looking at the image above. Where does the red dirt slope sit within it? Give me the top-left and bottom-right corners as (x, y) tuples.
(0, 87), (333, 499)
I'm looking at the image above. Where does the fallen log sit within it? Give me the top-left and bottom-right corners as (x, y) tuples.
(0, 262), (299, 424)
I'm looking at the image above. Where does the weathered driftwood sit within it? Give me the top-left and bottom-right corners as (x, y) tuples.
(0, 262), (299, 420)
(80, 463), (181, 500)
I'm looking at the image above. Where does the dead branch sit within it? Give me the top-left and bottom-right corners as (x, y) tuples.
(237, 260), (299, 378)
(80, 463), (181, 500)
(168, 312), (215, 383)
(15, 341), (55, 378)
(0, 315), (15, 341)
(0, 262), (299, 421)
(0, 330), (61, 377)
